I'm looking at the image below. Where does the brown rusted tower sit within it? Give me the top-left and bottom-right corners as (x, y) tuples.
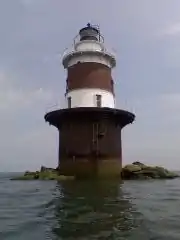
(44, 24), (135, 179)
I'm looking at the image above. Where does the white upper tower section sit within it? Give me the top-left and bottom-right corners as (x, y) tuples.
(62, 23), (116, 69)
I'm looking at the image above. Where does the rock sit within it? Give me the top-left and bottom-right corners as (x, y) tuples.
(24, 171), (30, 176)
(40, 166), (46, 172)
(11, 166), (75, 181)
(123, 164), (142, 172)
(122, 162), (179, 180)
(40, 166), (56, 172)
(132, 161), (145, 167)
(10, 163), (179, 181)
(134, 169), (160, 179)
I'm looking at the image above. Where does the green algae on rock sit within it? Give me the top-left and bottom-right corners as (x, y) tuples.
(11, 166), (75, 181)
(121, 162), (179, 180)
(11, 162), (179, 181)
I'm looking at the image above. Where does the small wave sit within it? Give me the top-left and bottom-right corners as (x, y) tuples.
(0, 176), (180, 239)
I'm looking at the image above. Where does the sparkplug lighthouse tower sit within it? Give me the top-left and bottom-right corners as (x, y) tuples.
(44, 23), (135, 179)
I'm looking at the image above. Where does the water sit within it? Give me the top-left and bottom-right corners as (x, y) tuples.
(0, 173), (180, 239)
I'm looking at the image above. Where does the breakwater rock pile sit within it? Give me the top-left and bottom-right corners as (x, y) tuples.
(11, 162), (179, 181)
(122, 162), (179, 180)
(11, 166), (75, 181)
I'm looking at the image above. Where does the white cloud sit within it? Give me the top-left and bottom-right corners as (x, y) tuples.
(161, 22), (180, 36)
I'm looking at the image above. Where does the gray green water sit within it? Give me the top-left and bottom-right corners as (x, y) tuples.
(0, 173), (180, 239)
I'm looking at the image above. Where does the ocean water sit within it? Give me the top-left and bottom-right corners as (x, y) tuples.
(0, 173), (180, 239)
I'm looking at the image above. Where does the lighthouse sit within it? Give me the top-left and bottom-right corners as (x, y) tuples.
(44, 23), (135, 179)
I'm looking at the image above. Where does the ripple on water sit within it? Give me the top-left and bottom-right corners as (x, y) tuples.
(0, 176), (180, 239)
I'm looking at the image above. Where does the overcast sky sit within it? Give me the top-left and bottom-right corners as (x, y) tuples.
(0, 0), (180, 171)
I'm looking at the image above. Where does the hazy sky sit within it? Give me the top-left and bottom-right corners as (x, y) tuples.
(0, 0), (180, 171)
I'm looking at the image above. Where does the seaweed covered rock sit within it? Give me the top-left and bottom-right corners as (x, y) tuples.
(122, 162), (179, 180)
(11, 166), (75, 181)
(11, 162), (179, 181)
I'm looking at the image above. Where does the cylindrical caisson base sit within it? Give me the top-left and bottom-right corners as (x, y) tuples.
(44, 107), (135, 179)
(58, 158), (122, 179)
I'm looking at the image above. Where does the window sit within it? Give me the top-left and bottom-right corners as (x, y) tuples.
(96, 94), (102, 107)
(68, 97), (71, 108)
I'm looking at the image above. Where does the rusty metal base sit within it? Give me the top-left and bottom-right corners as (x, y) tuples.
(45, 107), (135, 180)
(58, 158), (122, 179)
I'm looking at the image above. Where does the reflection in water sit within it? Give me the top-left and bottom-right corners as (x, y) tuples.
(50, 180), (143, 239)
